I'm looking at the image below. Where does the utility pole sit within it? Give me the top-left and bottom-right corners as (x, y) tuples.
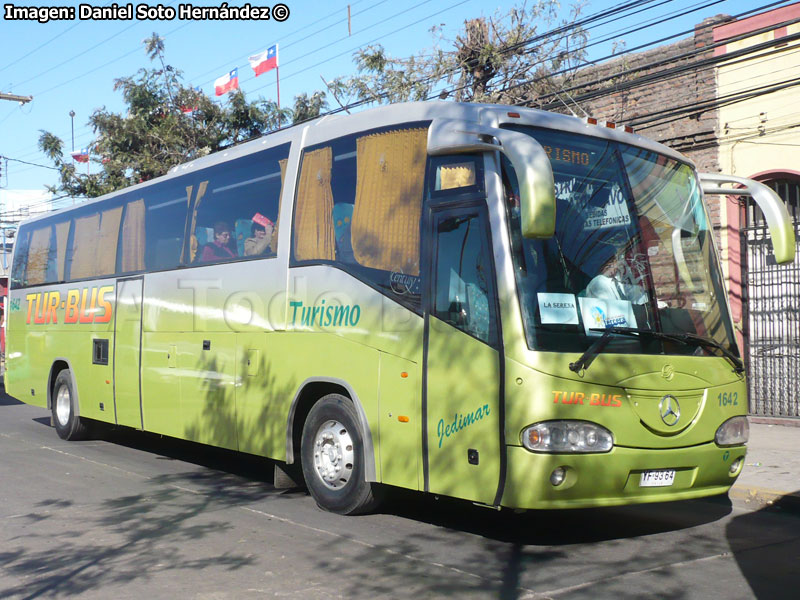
(0, 92), (33, 104)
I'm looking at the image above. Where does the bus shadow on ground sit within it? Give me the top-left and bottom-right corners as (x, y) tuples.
(12, 420), (764, 600)
(727, 494), (800, 600)
(381, 487), (733, 544)
(75, 421), (733, 546)
(89, 421), (305, 494)
(0, 390), (23, 406)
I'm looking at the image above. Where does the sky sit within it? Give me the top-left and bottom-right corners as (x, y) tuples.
(0, 0), (781, 197)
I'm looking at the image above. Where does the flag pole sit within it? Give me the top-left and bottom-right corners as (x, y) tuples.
(276, 66), (281, 127)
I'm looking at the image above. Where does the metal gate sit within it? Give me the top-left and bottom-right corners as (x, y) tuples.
(741, 180), (800, 417)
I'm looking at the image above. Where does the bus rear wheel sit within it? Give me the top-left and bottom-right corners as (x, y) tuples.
(52, 369), (89, 441)
(300, 394), (381, 515)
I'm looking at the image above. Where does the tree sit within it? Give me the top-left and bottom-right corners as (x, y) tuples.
(40, 2), (594, 198)
(291, 91), (328, 124)
(40, 36), (289, 198)
(331, 1), (589, 109)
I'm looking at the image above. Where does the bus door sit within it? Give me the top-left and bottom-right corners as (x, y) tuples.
(424, 204), (503, 505)
(113, 277), (144, 429)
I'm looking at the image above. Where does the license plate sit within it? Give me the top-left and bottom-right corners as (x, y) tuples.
(639, 469), (676, 487)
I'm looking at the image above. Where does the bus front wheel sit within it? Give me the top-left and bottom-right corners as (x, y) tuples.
(300, 394), (381, 515)
(52, 369), (89, 441)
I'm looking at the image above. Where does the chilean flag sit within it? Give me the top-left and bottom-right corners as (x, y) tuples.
(249, 44), (278, 76)
(214, 68), (239, 96)
(71, 148), (89, 163)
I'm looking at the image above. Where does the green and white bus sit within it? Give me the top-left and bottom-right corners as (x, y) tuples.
(6, 102), (795, 514)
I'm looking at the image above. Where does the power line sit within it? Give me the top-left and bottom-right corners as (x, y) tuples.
(12, 0), (181, 89)
(0, 156), (59, 171)
(4, 0), (794, 188)
(224, 0), (453, 93)
(188, 0), (380, 85)
(524, 1), (795, 108)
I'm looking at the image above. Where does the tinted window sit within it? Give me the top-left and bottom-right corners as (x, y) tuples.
(143, 183), (190, 271)
(190, 143), (290, 264)
(12, 214), (72, 287)
(66, 205), (122, 279)
(10, 226), (30, 289)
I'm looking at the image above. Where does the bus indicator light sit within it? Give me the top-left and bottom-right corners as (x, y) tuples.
(398, 416), (409, 423)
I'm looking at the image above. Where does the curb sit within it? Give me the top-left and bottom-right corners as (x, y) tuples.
(729, 484), (800, 513)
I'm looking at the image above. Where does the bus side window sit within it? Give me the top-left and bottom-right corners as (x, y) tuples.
(26, 224), (55, 286)
(64, 206), (122, 280)
(190, 143), (290, 264)
(10, 226), (30, 288)
(292, 124), (429, 312)
(143, 186), (188, 271)
(118, 198), (146, 274)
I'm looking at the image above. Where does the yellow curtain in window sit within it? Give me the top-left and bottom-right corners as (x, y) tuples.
(97, 206), (123, 275)
(187, 181), (209, 263)
(55, 221), (70, 281)
(352, 128), (426, 275)
(121, 199), (146, 272)
(26, 226), (51, 285)
(439, 163), (476, 190)
(70, 208), (123, 278)
(70, 214), (100, 279)
(294, 147), (335, 261)
(270, 158), (288, 253)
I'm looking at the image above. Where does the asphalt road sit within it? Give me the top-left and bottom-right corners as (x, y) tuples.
(1, 390), (799, 600)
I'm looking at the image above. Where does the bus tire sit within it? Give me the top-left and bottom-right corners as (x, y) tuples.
(52, 369), (89, 441)
(300, 394), (381, 515)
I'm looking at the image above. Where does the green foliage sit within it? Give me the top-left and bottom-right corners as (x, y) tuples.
(41, 2), (589, 198)
(40, 37), (291, 198)
(332, 0), (588, 107)
(292, 91), (328, 124)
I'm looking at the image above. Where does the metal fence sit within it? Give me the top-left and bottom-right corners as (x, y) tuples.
(742, 180), (800, 418)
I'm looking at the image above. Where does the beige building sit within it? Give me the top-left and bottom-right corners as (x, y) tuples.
(713, 5), (800, 418)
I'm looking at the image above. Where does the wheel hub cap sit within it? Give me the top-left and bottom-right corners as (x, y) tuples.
(312, 419), (354, 490)
(55, 384), (71, 427)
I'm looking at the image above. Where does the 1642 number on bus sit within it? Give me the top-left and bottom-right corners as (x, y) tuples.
(718, 392), (739, 407)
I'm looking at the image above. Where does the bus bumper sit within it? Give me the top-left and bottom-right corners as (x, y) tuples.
(501, 442), (745, 510)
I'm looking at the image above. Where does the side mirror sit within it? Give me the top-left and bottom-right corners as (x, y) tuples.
(700, 173), (796, 264)
(428, 119), (556, 238)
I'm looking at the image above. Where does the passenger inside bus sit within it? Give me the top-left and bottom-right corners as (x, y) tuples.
(244, 221), (274, 256)
(201, 221), (237, 262)
(333, 203), (355, 263)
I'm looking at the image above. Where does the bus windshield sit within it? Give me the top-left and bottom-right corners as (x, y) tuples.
(501, 125), (738, 358)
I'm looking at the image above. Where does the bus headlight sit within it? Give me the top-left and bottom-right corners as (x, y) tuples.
(715, 416), (749, 447)
(521, 421), (613, 453)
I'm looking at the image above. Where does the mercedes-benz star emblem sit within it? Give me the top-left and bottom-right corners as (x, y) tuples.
(659, 395), (681, 426)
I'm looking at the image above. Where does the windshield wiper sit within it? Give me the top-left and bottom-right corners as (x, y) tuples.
(574, 326), (745, 374)
(568, 326), (662, 373)
(670, 331), (745, 374)
(568, 329), (616, 373)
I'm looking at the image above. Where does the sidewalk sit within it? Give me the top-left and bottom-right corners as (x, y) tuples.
(729, 420), (800, 512)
